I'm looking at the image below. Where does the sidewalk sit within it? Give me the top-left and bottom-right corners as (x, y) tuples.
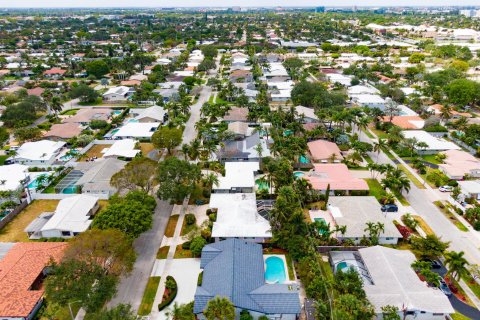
(150, 196), (189, 317)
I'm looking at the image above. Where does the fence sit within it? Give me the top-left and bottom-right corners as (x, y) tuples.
(316, 246), (367, 253)
(31, 193), (110, 200)
(0, 200), (28, 230)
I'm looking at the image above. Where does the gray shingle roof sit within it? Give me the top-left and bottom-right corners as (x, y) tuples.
(194, 239), (300, 315)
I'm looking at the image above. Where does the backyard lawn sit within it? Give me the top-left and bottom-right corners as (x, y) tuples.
(137, 276), (161, 316)
(139, 143), (155, 157)
(78, 144), (109, 161)
(165, 215), (179, 237)
(0, 200), (59, 242)
(364, 178), (386, 202)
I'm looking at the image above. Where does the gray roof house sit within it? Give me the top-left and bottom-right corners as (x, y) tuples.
(218, 132), (270, 163)
(194, 239), (300, 318)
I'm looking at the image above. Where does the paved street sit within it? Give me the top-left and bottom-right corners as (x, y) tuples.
(182, 85), (212, 145)
(107, 198), (173, 312)
(359, 129), (480, 265)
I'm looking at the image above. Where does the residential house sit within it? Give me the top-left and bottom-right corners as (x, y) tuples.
(25, 195), (99, 239)
(313, 196), (402, 244)
(402, 131), (460, 154)
(63, 108), (113, 125)
(0, 163), (29, 193)
(74, 158), (127, 197)
(228, 121), (250, 139)
(9, 140), (66, 166)
(103, 139), (140, 159)
(307, 140), (343, 163)
(438, 150), (480, 180)
(43, 68), (67, 79)
(219, 132), (270, 162)
(458, 180), (480, 200)
(103, 86), (135, 102)
(194, 239), (301, 319)
(330, 246), (454, 319)
(43, 123), (83, 141)
(112, 122), (159, 140)
(130, 105), (167, 123)
(304, 163), (369, 193)
(229, 70), (253, 83)
(209, 193), (272, 242)
(213, 162), (259, 194)
(351, 94), (386, 109)
(295, 106), (318, 123)
(224, 107), (249, 123)
(0, 242), (67, 320)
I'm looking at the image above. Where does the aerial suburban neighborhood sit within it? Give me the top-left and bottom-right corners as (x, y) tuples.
(1, 2), (480, 320)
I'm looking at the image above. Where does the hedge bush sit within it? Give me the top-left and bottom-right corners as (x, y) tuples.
(158, 276), (177, 311)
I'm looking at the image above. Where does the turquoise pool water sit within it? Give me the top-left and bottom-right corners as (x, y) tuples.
(256, 179), (270, 191)
(28, 174), (48, 189)
(299, 155), (310, 163)
(293, 171), (305, 178)
(314, 218), (329, 235)
(62, 186), (78, 194)
(112, 110), (122, 116)
(283, 130), (293, 137)
(127, 118), (139, 123)
(111, 129), (120, 135)
(60, 149), (79, 161)
(265, 256), (286, 284)
(337, 261), (349, 272)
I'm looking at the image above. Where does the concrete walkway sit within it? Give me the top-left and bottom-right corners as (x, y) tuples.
(150, 196), (190, 318)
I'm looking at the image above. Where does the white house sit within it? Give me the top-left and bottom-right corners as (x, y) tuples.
(25, 195), (99, 239)
(103, 139), (140, 159)
(103, 86), (134, 102)
(130, 105), (167, 123)
(330, 246), (454, 319)
(321, 196), (402, 245)
(113, 122), (159, 140)
(295, 106), (318, 123)
(402, 130), (461, 154)
(213, 162), (259, 193)
(351, 94), (386, 109)
(209, 193), (272, 242)
(9, 140), (66, 166)
(0, 164), (29, 192)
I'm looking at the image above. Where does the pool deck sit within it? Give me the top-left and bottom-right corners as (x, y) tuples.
(309, 209), (336, 230)
(263, 254), (294, 283)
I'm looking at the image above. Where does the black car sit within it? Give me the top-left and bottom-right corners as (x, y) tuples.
(381, 204), (398, 212)
(421, 259), (442, 269)
(439, 279), (453, 297)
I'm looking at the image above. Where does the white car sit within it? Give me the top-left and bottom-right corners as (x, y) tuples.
(439, 186), (453, 192)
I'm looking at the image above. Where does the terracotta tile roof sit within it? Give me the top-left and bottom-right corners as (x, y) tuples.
(308, 140), (343, 161)
(224, 107), (248, 122)
(43, 68), (67, 75)
(44, 123), (83, 139)
(381, 116), (425, 129)
(0, 242), (67, 318)
(304, 163), (369, 191)
(27, 87), (45, 97)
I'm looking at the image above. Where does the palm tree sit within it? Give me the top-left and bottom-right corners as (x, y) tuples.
(202, 173), (219, 191)
(373, 139), (387, 161)
(440, 105), (452, 124)
(356, 116), (370, 134)
(203, 296), (235, 320)
(445, 251), (469, 281)
(181, 144), (190, 161)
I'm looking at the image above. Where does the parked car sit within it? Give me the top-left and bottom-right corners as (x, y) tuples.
(439, 279), (452, 297)
(439, 185), (453, 192)
(421, 259), (442, 269)
(381, 204), (398, 212)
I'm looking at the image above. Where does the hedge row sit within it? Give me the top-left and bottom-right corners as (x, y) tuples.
(158, 276), (178, 311)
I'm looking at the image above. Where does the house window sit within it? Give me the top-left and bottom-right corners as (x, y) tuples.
(385, 237), (393, 240)
(61, 231), (71, 236)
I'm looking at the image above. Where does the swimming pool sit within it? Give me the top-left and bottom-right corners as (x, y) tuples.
(293, 171), (305, 179)
(62, 186), (78, 194)
(112, 110), (122, 116)
(299, 155), (310, 163)
(265, 256), (286, 284)
(336, 261), (349, 272)
(127, 118), (139, 123)
(28, 174), (48, 189)
(314, 218), (329, 235)
(256, 179), (270, 191)
(60, 149), (79, 161)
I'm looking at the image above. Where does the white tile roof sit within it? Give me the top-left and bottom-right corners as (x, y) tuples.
(0, 164), (28, 192)
(41, 195), (98, 233)
(103, 139), (140, 158)
(359, 246), (454, 314)
(214, 162), (259, 191)
(113, 122), (159, 139)
(402, 130), (461, 151)
(209, 193), (271, 238)
(15, 140), (65, 161)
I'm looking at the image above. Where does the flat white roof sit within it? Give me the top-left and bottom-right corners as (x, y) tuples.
(103, 139), (140, 158)
(459, 180), (480, 194)
(353, 94), (386, 104)
(402, 130), (460, 151)
(0, 164), (28, 192)
(41, 195), (98, 233)
(15, 140), (65, 161)
(359, 246), (454, 314)
(209, 193), (271, 238)
(134, 105), (167, 122)
(214, 162), (259, 190)
(113, 122), (159, 139)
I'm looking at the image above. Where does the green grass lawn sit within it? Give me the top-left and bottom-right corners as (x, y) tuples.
(433, 201), (468, 232)
(285, 253), (295, 281)
(174, 244), (193, 259)
(60, 108), (79, 115)
(0, 155), (9, 165)
(462, 274), (480, 301)
(369, 127), (388, 140)
(137, 276), (161, 316)
(180, 219), (197, 236)
(398, 164), (426, 190)
(156, 246), (170, 259)
(365, 178), (386, 202)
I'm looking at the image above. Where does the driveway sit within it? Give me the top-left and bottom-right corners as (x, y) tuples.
(107, 198), (174, 312)
(154, 258), (201, 320)
(433, 263), (480, 319)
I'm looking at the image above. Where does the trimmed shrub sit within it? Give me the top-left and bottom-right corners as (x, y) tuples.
(185, 214), (196, 225)
(158, 276), (177, 311)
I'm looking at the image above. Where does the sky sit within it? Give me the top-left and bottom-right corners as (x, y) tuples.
(2, 0), (480, 8)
